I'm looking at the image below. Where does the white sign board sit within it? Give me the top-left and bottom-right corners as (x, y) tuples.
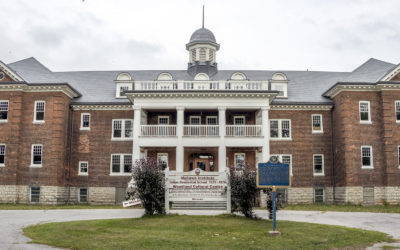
(122, 198), (141, 207)
(166, 168), (228, 202)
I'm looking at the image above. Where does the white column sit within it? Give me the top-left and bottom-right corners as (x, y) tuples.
(176, 107), (184, 172)
(261, 106), (270, 162)
(133, 106), (141, 162)
(218, 107), (226, 172)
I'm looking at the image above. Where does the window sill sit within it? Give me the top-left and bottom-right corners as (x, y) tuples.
(270, 138), (292, 141)
(0, 120), (8, 123)
(396, 121), (400, 124)
(111, 138), (133, 141)
(30, 165), (42, 168)
(32, 121), (45, 124)
(361, 166), (374, 169)
(0, 165), (4, 167)
(360, 121), (372, 124)
(80, 128), (90, 131)
(110, 173), (132, 176)
(312, 131), (324, 134)
(78, 173), (88, 176)
(313, 173), (325, 176)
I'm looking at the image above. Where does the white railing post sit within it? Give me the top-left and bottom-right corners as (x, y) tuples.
(218, 107), (226, 172)
(176, 107), (184, 172)
(133, 106), (141, 162)
(261, 106), (270, 162)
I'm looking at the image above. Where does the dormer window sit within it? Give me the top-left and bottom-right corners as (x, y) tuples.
(115, 73), (133, 98)
(157, 73), (173, 81)
(194, 73), (210, 81)
(270, 73), (288, 98)
(230, 72), (247, 81)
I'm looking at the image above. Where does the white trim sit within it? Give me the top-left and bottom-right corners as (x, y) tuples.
(30, 144), (43, 167)
(234, 152), (246, 168)
(0, 100), (9, 123)
(233, 116), (246, 125)
(190, 116), (201, 125)
(0, 61), (24, 81)
(116, 83), (132, 98)
(359, 101), (371, 124)
(313, 154), (325, 176)
(311, 114), (323, 134)
(270, 82), (288, 98)
(270, 105), (332, 111)
(33, 100), (45, 124)
(395, 101), (400, 123)
(72, 105), (132, 111)
(158, 116), (170, 125)
(398, 145), (400, 169)
(111, 119), (133, 140)
(269, 119), (292, 140)
(380, 64), (400, 81)
(206, 116), (218, 125)
(361, 145), (373, 169)
(0, 144), (5, 167)
(110, 154), (132, 176)
(78, 161), (89, 176)
(157, 153), (169, 168)
(80, 113), (91, 130)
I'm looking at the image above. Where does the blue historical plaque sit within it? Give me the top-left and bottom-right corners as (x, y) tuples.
(257, 156), (291, 188)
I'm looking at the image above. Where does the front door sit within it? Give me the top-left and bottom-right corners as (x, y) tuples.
(194, 159), (208, 171)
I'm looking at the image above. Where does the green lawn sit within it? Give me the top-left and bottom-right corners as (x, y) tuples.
(24, 214), (391, 250)
(0, 203), (134, 210)
(282, 203), (400, 213)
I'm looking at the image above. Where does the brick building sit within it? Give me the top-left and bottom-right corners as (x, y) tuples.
(0, 25), (400, 205)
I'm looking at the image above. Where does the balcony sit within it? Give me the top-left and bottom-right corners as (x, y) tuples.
(136, 81), (267, 91)
(140, 125), (262, 137)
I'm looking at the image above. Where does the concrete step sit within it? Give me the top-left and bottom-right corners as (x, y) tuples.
(171, 201), (227, 210)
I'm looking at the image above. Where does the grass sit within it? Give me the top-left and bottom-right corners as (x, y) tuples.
(282, 203), (400, 213)
(0, 203), (137, 210)
(23, 214), (391, 250)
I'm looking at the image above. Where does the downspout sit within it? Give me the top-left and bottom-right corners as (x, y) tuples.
(67, 106), (74, 204)
(330, 106), (336, 203)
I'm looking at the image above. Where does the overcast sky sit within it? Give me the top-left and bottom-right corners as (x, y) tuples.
(0, 0), (399, 72)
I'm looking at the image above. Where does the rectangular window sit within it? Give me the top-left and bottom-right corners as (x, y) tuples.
(112, 119), (133, 139)
(34, 101), (45, 122)
(116, 83), (132, 98)
(30, 187), (40, 203)
(190, 116), (201, 125)
(80, 113), (90, 130)
(0, 100), (9, 122)
(0, 144), (5, 166)
(396, 101), (400, 122)
(78, 188), (88, 203)
(234, 116), (245, 125)
(359, 101), (371, 123)
(206, 116), (217, 125)
(314, 188), (324, 203)
(270, 119), (291, 139)
(312, 114), (323, 133)
(361, 146), (373, 169)
(158, 116), (170, 125)
(31, 144), (43, 167)
(79, 161), (88, 175)
(157, 153), (168, 170)
(398, 146), (400, 168)
(111, 154), (132, 175)
(271, 154), (293, 176)
(234, 153), (245, 169)
(313, 154), (324, 176)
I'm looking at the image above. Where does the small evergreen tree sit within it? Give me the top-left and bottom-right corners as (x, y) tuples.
(228, 163), (257, 218)
(132, 158), (165, 215)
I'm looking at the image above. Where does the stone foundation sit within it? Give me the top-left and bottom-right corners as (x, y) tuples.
(88, 187), (116, 205)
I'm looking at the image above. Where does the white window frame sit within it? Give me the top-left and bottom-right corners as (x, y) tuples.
(359, 101), (371, 124)
(0, 144), (5, 167)
(30, 186), (41, 203)
(314, 187), (325, 203)
(78, 187), (88, 203)
(33, 100), (45, 124)
(116, 83), (132, 98)
(271, 83), (288, 98)
(0, 100), (9, 123)
(398, 145), (400, 169)
(30, 144), (43, 167)
(395, 101), (400, 123)
(233, 116), (246, 125)
(206, 116), (218, 125)
(111, 119), (133, 140)
(79, 161), (89, 176)
(361, 145), (373, 169)
(313, 154), (324, 176)
(157, 153), (169, 169)
(234, 153), (246, 168)
(80, 113), (91, 130)
(271, 154), (292, 176)
(270, 119), (291, 140)
(311, 114), (323, 134)
(190, 116), (201, 125)
(158, 116), (170, 125)
(110, 154), (132, 176)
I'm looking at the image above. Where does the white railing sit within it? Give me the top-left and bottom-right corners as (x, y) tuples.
(135, 81), (268, 91)
(141, 125), (176, 137)
(225, 125), (262, 137)
(183, 125), (219, 136)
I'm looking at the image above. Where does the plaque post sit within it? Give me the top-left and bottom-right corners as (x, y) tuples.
(272, 186), (277, 232)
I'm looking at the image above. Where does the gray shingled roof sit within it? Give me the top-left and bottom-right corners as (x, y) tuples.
(7, 57), (397, 105)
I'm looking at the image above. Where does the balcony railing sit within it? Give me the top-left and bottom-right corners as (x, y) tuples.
(135, 81), (267, 91)
(225, 125), (262, 137)
(141, 125), (176, 137)
(183, 125), (219, 136)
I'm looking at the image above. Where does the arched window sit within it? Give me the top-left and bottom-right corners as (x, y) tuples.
(116, 73), (132, 81)
(157, 73), (173, 81)
(231, 72), (247, 81)
(194, 73), (209, 81)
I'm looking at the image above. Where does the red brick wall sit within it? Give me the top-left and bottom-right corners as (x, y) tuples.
(270, 109), (333, 188)
(70, 109), (133, 188)
(391, 73), (400, 81)
(0, 71), (14, 82)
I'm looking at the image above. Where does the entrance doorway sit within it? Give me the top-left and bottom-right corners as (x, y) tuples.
(188, 152), (215, 172)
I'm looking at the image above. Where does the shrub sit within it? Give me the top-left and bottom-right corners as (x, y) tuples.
(228, 163), (258, 218)
(132, 157), (165, 215)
